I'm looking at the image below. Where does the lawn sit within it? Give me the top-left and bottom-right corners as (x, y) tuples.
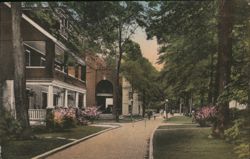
(165, 116), (194, 124)
(2, 126), (108, 159)
(2, 138), (70, 159)
(37, 126), (108, 139)
(154, 116), (237, 159)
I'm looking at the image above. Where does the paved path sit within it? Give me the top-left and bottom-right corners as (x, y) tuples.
(46, 117), (163, 159)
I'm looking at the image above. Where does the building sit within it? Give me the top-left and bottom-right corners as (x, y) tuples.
(0, 3), (86, 124)
(85, 54), (116, 114)
(122, 77), (143, 116)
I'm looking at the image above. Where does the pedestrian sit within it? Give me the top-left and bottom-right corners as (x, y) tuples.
(147, 111), (151, 120)
(153, 111), (156, 120)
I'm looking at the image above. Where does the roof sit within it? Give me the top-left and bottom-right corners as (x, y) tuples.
(4, 2), (85, 65)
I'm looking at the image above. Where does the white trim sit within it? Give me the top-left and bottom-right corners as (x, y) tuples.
(24, 42), (46, 56)
(55, 68), (67, 74)
(96, 93), (113, 97)
(26, 66), (46, 69)
(26, 80), (86, 94)
(64, 90), (68, 107)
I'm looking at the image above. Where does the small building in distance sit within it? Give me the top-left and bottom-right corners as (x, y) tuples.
(122, 77), (143, 116)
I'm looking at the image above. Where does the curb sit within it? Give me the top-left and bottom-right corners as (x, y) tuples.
(149, 126), (158, 159)
(32, 125), (121, 159)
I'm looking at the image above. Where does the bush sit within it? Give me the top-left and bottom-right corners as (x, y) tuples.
(0, 108), (22, 142)
(225, 118), (244, 142)
(81, 106), (101, 123)
(46, 106), (77, 130)
(194, 106), (217, 127)
(225, 117), (250, 159)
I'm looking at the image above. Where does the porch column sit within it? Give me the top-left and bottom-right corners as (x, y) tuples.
(83, 93), (86, 108)
(47, 85), (54, 108)
(75, 92), (79, 108)
(64, 89), (68, 107)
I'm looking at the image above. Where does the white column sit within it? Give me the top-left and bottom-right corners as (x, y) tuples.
(75, 92), (79, 108)
(64, 90), (68, 107)
(83, 93), (86, 108)
(179, 103), (182, 114)
(47, 85), (54, 108)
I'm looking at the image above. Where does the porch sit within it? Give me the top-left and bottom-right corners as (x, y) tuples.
(26, 80), (86, 125)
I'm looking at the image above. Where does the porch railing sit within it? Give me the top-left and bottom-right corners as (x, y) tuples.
(28, 109), (46, 121)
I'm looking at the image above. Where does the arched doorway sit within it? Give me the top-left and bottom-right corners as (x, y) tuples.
(96, 80), (113, 113)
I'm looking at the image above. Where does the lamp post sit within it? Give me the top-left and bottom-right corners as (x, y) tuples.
(165, 99), (168, 119)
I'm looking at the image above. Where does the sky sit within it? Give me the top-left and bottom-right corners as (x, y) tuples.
(132, 28), (163, 71)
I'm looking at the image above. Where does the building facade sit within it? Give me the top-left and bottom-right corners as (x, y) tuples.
(85, 54), (116, 114)
(0, 3), (86, 124)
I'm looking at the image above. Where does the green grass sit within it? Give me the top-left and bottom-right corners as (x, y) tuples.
(2, 138), (71, 159)
(37, 126), (108, 139)
(164, 116), (194, 124)
(2, 126), (108, 159)
(96, 116), (143, 123)
(154, 127), (237, 159)
(158, 124), (199, 129)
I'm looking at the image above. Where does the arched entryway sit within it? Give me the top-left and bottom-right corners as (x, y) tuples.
(96, 80), (113, 113)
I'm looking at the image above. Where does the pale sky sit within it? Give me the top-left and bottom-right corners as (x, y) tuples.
(132, 28), (163, 71)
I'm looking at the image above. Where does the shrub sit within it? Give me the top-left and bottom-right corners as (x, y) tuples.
(0, 108), (22, 142)
(225, 118), (244, 142)
(81, 106), (101, 123)
(46, 106), (77, 130)
(225, 117), (250, 159)
(194, 106), (217, 127)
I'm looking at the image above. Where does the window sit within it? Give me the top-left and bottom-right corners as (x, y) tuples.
(40, 57), (46, 66)
(78, 93), (83, 108)
(129, 92), (133, 100)
(42, 92), (47, 109)
(60, 16), (69, 39)
(81, 65), (86, 81)
(25, 50), (31, 66)
(53, 94), (59, 106)
(129, 105), (132, 114)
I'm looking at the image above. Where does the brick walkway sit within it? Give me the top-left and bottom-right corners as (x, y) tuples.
(46, 117), (163, 159)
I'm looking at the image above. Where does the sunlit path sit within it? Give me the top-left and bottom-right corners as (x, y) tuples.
(46, 118), (163, 159)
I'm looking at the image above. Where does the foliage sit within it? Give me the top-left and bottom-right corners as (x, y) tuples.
(225, 115), (250, 159)
(46, 106), (77, 130)
(234, 143), (250, 159)
(81, 106), (102, 123)
(0, 109), (22, 142)
(194, 106), (217, 127)
(225, 118), (245, 141)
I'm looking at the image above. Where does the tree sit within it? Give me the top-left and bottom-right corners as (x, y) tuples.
(11, 2), (30, 134)
(212, 0), (234, 138)
(145, 1), (217, 111)
(121, 40), (162, 116)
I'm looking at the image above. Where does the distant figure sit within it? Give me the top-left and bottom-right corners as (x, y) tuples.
(191, 109), (195, 123)
(153, 112), (156, 120)
(163, 110), (166, 119)
(147, 111), (152, 120)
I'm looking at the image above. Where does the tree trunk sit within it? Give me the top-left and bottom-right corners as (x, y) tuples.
(11, 2), (30, 131)
(208, 51), (215, 105)
(212, 0), (233, 138)
(114, 23), (123, 122)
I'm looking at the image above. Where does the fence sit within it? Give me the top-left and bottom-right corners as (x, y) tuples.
(28, 109), (46, 121)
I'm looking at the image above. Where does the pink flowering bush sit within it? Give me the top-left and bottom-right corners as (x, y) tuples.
(81, 106), (102, 123)
(194, 106), (218, 127)
(52, 106), (77, 129)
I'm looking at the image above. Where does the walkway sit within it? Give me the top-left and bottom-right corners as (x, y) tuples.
(46, 117), (163, 159)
